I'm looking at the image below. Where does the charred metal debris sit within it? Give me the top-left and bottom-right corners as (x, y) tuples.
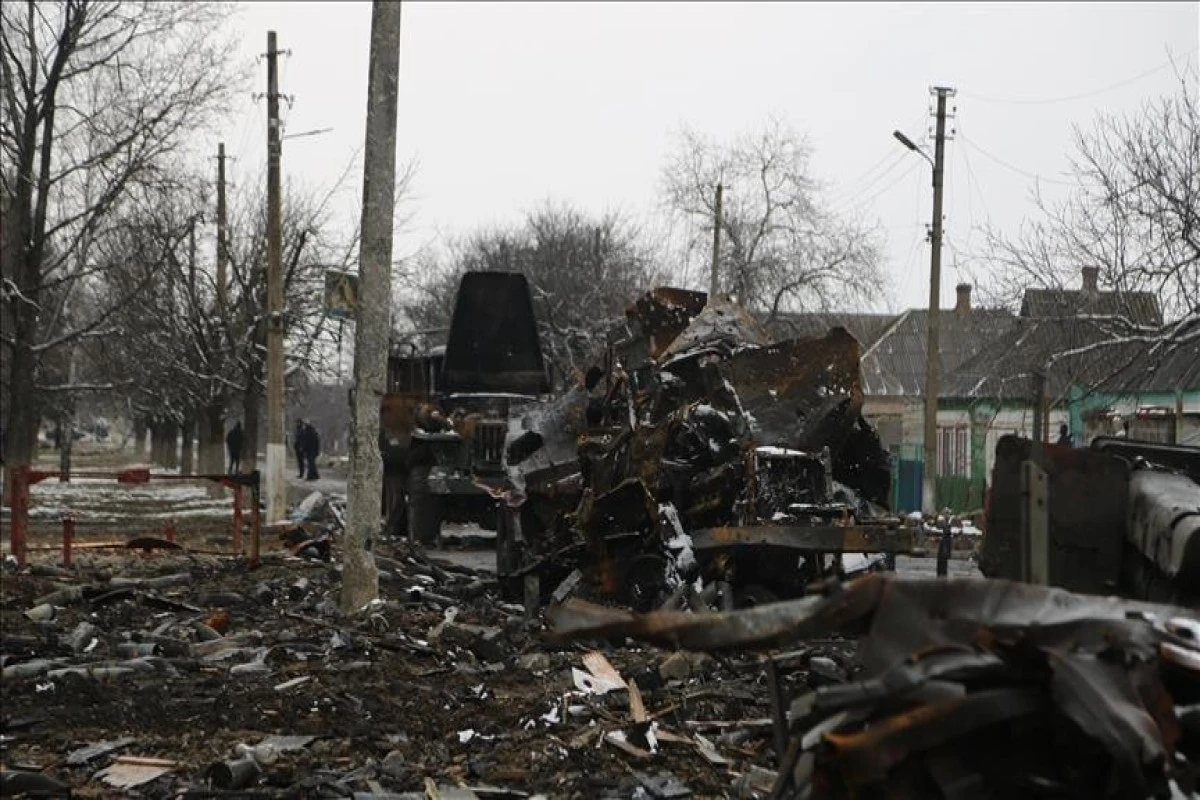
(550, 573), (1200, 799)
(497, 289), (908, 610)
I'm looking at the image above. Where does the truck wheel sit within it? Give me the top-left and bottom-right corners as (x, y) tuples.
(383, 472), (408, 538)
(407, 467), (441, 546)
(496, 504), (522, 577)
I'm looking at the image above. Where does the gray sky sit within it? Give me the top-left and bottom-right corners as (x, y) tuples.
(216, 1), (1198, 314)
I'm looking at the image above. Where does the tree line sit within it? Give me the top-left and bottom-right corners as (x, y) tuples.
(2, 0), (1195, 489)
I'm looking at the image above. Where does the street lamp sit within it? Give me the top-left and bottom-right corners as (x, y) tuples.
(894, 86), (954, 516)
(892, 130), (933, 168)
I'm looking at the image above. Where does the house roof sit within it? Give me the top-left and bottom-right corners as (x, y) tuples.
(942, 315), (1200, 401)
(1020, 288), (1162, 327)
(859, 308), (1020, 396)
(942, 316), (1119, 401)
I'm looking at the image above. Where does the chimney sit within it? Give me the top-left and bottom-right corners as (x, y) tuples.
(1081, 266), (1099, 293)
(955, 283), (971, 316)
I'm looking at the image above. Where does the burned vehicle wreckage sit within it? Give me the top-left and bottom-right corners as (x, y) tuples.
(494, 287), (911, 609)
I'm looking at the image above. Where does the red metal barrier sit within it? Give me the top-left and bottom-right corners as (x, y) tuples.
(8, 467), (261, 568)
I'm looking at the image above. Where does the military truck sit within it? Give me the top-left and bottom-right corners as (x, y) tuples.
(380, 271), (551, 544)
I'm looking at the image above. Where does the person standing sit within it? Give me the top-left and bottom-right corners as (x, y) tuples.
(303, 421), (321, 481)
(226, 421), (244, 475)
(1056, 423), (1072, 447)
(293, 419), (306, 479)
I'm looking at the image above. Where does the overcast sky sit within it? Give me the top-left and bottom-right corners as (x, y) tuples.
(214, 1), (1198, 314)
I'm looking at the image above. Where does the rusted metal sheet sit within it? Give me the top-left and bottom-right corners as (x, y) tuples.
(982, 435), (1128, 594)
(719, 329), (864, 451)
(690, 524), (913, 553)
(622, 287), (708, 363)
(658, 297), (772, 363)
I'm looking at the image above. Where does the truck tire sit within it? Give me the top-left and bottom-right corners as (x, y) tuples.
(407, 467), (442, 546)
(496, 504), (523, 577)
(382, 471), (408, 538)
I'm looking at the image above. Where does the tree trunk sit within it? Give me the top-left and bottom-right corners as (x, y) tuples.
(342, 0), (402, 612)
(200, 404), (224, 495)
(242, 383), (260, 472)
(180, 413), (195, 475)
(163, 421), (179, 471)
(58, 414), (72, 483)
(134, 416), (148, 457)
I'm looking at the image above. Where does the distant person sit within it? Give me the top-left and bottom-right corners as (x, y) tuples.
(226, 421), (244, 474)
(293, 419), (306, 478)
(303, 422), (321, 481)
(936, 521), (953, 578)
(1056, 424), (1072, 447)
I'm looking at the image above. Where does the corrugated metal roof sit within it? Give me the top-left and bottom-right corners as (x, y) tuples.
(859, 309), (1019, 396)
(1020, 289), (1162, 327)
(943, 316), (1200, 401)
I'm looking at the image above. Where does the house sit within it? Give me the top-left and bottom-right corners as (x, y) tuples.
(771, 267), (1198, 512)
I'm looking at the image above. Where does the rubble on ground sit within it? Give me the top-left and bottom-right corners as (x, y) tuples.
(550, 573), (1200, 799)
(2, 541), (859, 798)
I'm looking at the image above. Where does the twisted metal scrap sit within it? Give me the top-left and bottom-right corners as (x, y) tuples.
(549, 575), (1200, 798)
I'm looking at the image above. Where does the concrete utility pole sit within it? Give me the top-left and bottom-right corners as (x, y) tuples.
(341, 0), (402, 612)
(216, 143), (228, 319)
(708, 183), (723, 301)
(265, 31), (286, 524)
(920, 87), (952, 515)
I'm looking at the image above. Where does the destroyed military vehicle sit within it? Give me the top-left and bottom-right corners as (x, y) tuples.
(380, 271), (551, 544)
(982, 434), (1200, 606)
(497, 288), (913, 609)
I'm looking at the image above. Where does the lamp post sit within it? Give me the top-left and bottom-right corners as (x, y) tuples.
(894, 85), (953, 515)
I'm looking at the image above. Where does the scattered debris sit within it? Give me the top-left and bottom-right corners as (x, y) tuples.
(96, 755), (177, 789)
(551, 573), (1200, 797)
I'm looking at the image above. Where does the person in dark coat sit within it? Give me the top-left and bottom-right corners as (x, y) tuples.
(303, 422), (321, 481)
(1056, 423), (1072, 447)
(226, 421), (244, 474)
(293, 420), (306, 478)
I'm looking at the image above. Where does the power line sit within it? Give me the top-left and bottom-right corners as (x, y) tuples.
(958, 47), (1199, 106)
(827, 113), (927, 202)
(958, 130), (1077, 187)
(834, 158), (922, 215)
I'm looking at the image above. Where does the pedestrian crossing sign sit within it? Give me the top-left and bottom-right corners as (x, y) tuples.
(324, 269), (358, 320)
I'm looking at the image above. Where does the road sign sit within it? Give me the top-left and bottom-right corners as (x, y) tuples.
(324, 269), (359, 320)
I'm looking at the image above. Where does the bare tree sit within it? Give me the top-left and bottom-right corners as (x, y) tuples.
(405, 202), (662, 386)
(978, 64), (1200, 366)
(661, 117), (886, 323)
(0, 0), (243, 486)
(86, 167), (364, 477)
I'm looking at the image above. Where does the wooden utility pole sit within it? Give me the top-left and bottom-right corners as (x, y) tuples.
(921, 86), (953, 515)
(342, 0), (403, 612)
(265, 31), (286, 523)
(708, 183), (723, 301)
(216, 142), (228, 318)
